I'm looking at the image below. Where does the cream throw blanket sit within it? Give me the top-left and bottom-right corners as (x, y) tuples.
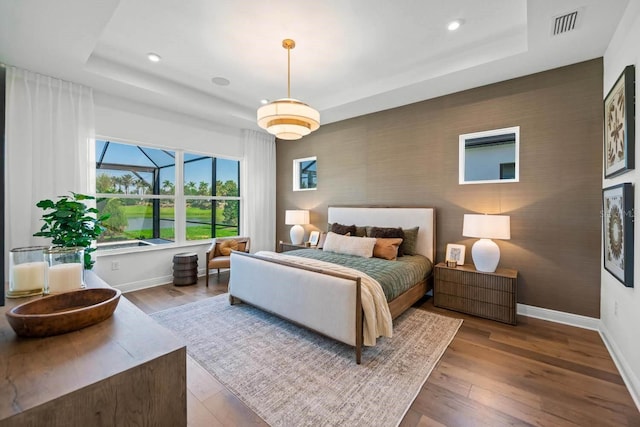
(255, 251), (393, 346)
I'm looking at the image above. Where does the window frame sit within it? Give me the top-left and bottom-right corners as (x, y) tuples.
(94, 138), (242, 253)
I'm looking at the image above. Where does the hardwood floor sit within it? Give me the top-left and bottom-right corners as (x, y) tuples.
(126, 272), (640, 427)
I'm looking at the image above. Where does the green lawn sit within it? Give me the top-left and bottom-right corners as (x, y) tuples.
(100, 204), (237, 242)
(121, 205), (224, 221)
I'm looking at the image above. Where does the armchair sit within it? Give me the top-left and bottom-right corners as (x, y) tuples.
(205, 237), (251, 287)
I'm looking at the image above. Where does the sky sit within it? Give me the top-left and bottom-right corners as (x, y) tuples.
(96, 140), (239, 186)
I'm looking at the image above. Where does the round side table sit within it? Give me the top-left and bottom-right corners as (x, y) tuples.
(173, 252), (198, 286)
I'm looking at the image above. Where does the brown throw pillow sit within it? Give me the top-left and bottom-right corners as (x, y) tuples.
(330, 223), (357, 236)
(369, 227), (406, 256)
(373, 238), (403, 260)
(219, 239), (238, 256)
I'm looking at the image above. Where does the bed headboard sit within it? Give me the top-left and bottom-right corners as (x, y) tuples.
(327, 207), (436, 262)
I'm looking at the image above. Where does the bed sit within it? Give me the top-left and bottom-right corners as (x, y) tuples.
(228, 206), (436, 363)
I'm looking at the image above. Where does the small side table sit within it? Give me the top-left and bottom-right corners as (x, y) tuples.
(173, 252), (198, 286)
(279, 241), (311, 252)
(434, 262), (518, 325)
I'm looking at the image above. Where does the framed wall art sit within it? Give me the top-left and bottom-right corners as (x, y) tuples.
(604, 65), (635, 178)
(445, 243), (466, 265)
(603, 183), (634, 287)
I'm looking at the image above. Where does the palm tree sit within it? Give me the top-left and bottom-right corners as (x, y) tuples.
(121, 174), (135, 195)
(135, 178), (148, 195)
(198, 181), (210, 195)
(162, 180), (174, 195)
(185, 181), (197, 195)
(113, 176), (124, 193)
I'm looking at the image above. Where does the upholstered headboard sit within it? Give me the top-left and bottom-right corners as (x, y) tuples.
(327, 206), (436, 262)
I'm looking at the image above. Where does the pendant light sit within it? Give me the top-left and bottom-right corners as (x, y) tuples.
(257, 39), (320, 140)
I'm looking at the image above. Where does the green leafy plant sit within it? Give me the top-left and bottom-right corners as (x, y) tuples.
(33, 192), (110, 270)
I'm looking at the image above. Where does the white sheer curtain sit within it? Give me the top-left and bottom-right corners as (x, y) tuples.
(241, 129), (276, 252)
(5, 67), (95, 252)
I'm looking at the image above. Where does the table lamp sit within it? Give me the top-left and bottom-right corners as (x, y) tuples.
(285, 210), (310, 245)
(462, 214), (510, 272)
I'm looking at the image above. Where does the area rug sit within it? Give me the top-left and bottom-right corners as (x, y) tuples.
(151, 294), (462, 427)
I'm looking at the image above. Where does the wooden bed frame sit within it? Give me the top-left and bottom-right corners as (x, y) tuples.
(229, 206), (436, 363)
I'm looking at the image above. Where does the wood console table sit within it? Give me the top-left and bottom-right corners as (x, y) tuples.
(0, 272), (187, 426)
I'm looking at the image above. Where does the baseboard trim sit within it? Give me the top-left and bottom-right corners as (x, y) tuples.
(116, 268), (215, 293)
(516, 303), (600, 330)
(599, 323), (640, 411)
(115, 274), (175, 293)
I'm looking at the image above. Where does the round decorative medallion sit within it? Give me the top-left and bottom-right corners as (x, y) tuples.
(608, 204), (623, 260)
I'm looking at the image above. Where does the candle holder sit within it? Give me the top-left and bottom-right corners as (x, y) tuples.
(44, 247), (85, 294)
(8, 246), (49, 298)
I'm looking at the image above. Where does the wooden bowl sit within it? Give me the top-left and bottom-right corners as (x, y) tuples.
(5, 288), (121, 338)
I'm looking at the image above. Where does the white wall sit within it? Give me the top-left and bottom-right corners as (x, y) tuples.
(601, 1), (640, 408)
(92, 92), (245, 290)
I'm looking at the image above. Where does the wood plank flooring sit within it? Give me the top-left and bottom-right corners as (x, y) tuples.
(126, 272), (640, 427)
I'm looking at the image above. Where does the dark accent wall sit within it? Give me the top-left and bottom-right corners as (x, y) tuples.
(276, 58), (603, 318)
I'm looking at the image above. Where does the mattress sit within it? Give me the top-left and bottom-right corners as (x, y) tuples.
(283, 249), (433, 301)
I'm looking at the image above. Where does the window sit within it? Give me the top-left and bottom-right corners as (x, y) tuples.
(95, 140), (241, 249)
(183, 154), (240, 240)
(293, 156), (317, 191)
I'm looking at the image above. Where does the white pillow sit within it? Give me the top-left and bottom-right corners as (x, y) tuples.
(322, 231), (376, 258)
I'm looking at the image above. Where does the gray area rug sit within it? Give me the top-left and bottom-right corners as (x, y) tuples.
(151, 294), (462, 427)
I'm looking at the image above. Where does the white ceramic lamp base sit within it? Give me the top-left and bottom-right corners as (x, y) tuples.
(471, 238), (501, 272)
(290, 224), (305, 245)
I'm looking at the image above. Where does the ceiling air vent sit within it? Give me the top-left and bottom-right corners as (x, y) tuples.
(552, 10), (580, 36)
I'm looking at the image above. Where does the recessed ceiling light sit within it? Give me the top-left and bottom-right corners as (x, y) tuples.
(211, 77), (230, 86)
(147, 53), (161, 63)
(447, 19), (464, 31)
(260, 99), (269, 105)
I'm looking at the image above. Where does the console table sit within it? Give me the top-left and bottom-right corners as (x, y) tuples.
(0, 272), (187, 426)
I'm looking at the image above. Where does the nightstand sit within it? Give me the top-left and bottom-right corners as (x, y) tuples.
(434, 262), (518, 325)
(278, 241), (311, 252)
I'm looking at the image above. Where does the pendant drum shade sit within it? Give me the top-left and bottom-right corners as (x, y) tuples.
(257, 39), (320, 140)
(257, 98), (320, 141)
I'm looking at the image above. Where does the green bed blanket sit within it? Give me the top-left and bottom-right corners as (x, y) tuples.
(283, 249), (433, 301)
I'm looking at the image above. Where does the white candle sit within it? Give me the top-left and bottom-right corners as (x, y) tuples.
(47, 263), (83, 293)
(11, 261), (47, 292)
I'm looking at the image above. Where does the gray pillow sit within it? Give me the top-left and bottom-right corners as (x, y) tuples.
(401, 227), (419, 255)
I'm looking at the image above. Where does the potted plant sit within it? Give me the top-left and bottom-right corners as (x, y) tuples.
(34, 192), (110, 270)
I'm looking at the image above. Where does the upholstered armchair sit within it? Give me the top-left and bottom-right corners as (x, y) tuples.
(205, 237), (251, 287)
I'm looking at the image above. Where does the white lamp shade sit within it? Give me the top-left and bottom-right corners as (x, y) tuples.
(285, 209), (310, 225)
(462, 214), (510, 240)
(257, 98), (320, 140)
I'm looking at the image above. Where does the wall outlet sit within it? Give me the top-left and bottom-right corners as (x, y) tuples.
(614, 300), (618, 316)
(111, 261), (120, 271)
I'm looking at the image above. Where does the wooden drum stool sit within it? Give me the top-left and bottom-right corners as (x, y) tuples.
(173, 252), (198, 286)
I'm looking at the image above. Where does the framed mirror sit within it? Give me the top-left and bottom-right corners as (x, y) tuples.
(459, 126), (519, 184)
(293, 156), (317, 191)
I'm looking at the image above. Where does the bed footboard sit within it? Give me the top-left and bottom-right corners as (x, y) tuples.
(229, 252), (364, 363)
